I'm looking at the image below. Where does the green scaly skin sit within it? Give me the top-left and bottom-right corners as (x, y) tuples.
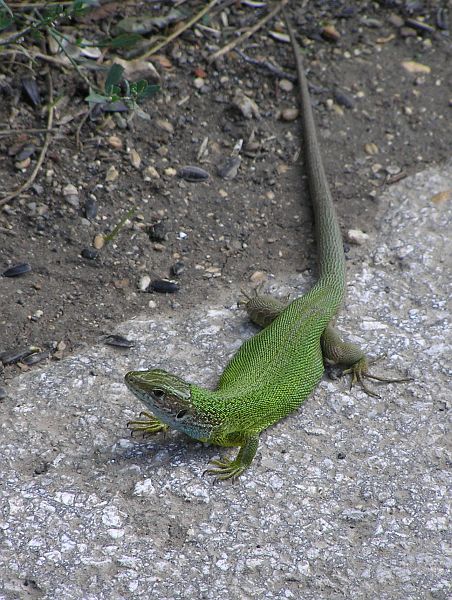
(124, 22), (410, 480)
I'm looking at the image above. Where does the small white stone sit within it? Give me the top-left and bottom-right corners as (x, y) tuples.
(107, 528), (125, 539)
(138, 275), (151, 292)
(133, 479), (155, 496)
(346, 229), (369, 245)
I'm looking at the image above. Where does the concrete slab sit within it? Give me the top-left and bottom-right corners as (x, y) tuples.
(1, 165), (451, 599)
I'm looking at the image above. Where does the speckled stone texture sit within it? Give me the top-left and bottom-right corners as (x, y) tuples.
(1, 165), (450, 599)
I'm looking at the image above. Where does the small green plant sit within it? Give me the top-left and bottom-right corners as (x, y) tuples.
(0, 0), (159, 118)
(85, 63), (160, 121)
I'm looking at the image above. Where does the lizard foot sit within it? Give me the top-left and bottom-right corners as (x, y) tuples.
(203, 434), (259, 481)
(127, 411), (169, 437)
(204, 457), (248, 481)
(237, 284), (264, 308)
(344, 356), (412, 399)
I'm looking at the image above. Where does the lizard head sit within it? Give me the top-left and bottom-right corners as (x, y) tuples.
(125, 368), (217, 441)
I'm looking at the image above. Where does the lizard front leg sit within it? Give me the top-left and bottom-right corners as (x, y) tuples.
(321, 325), (411, 398)
(204, 434), (259, 480)
(127, 411), (169, 436)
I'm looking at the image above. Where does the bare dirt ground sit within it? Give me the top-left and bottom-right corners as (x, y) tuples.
(1, 0), (450, 390)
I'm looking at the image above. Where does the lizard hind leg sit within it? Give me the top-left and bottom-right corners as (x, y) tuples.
(321, 325), (412, 398)
(240, 289), (290, 328)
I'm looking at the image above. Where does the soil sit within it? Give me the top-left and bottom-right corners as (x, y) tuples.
(1, 1), (450, 388)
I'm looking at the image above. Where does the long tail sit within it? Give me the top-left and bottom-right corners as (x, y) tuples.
(286, 19), (346, 305)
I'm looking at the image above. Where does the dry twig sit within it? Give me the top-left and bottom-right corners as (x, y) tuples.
(0, 127), (55, 136)
(0, 68), (54, 206)
(137, 0), (220, 59)
(208, 0), (289, 63)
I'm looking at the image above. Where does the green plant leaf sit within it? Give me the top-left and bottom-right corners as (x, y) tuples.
(85, 91), (108, 104)
(105, 33), (143, 49)
(71, 0), (92, 17)
(137, 83), (160, 100)
(105, 64), (124, 95)
(0, 12), (13, 32)
(0, 1), (14, 18)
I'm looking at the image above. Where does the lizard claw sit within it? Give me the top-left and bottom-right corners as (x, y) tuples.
(203, 457), (246, 481)
(344, 357), (412, 399)
(127, 411), (169, 437)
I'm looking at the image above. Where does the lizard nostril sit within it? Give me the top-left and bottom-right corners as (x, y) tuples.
(176, 409), (188, 419)
(153, 389), (164, 399)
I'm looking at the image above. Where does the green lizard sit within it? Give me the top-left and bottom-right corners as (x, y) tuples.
(125, 22), (409, 480)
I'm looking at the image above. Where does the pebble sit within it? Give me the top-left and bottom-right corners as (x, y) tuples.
(16, 144), (36, 161)
(216, 157), (241, 180)
(63, 183), (78, 196)
(15, 158), (31, 170)
(232, 90), (260, 119)
(250, 271), (267, 285)
(194, 77), (204, 89)
(360, 17), (382, 28)
(113, 278), (129, 289)
(346, 229), (369, 245)
(321, 25), (341, 42)
(333, 89), (355, 109)
(143, 165), (160, 179)
(130, 148), (141, 169)
(93, 234), (105, 250)
(388, 14), (404, 28)
(385, 165), (402, 175)
(84, 197), (98, 220)
(280, 108), (299, 122)
(401, 61), (431, 74)
(279, 79), (293, 93)
(107, 135), (122, 149)
(400, 27), (417, 38)
(364, 143), (379, 156)
(156, 119), (174, 134)
(138, 275), (151, 291)
(171, 261), (185, 276)
(147, 221), (167, 242)
(106, 166), (119, 182)
(81, 248), (98, 260)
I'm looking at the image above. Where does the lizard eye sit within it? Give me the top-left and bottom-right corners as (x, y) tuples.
(176, 409), (188, 420)
(153, 389), (164, 399)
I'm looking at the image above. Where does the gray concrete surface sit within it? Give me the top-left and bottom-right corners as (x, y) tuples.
(1, 165), (451, 600)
